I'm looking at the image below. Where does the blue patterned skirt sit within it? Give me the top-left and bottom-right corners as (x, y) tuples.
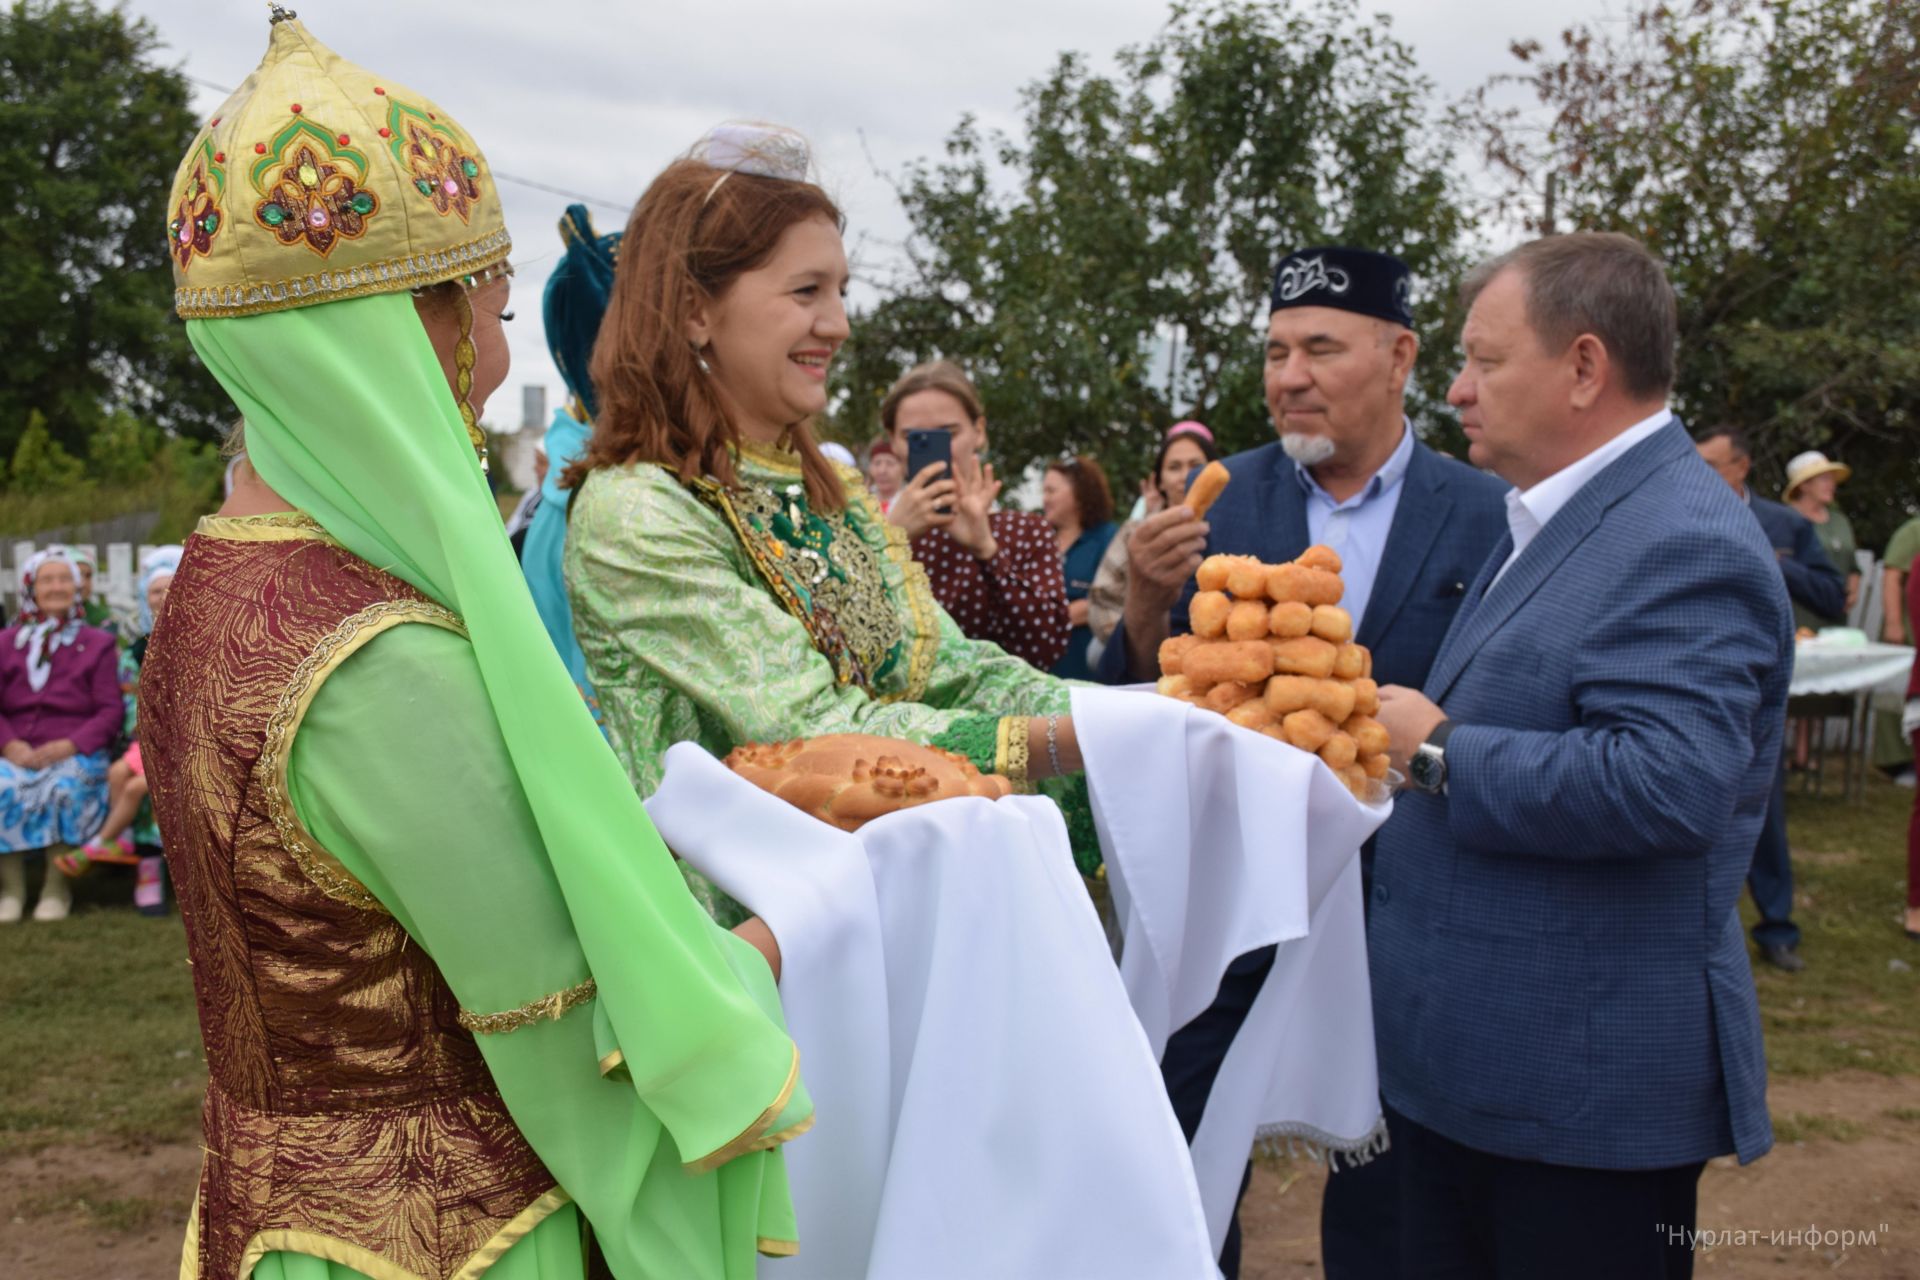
(0, 751), (111, 853)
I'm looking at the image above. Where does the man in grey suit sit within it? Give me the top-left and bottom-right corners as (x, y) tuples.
(1373, 234), (1788, 1278)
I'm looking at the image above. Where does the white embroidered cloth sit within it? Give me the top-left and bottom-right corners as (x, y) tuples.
(1072, 686), (1391, 1257)
(649, 744), (1218, 1280)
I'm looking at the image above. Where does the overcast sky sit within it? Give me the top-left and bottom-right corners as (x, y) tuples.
(133, 0), (1600, 431)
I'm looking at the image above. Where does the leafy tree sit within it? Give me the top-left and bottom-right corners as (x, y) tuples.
(832, 0), (1475, 487)
(1461, 0), (1920, 547)
(0, 0), (229, 477)
(10, 412), (87, 491)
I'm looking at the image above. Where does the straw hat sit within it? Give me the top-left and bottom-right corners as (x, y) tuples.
(1782, 451), (1850, 499)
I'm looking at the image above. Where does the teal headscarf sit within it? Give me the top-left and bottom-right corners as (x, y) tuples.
(522, 204), (620, 724)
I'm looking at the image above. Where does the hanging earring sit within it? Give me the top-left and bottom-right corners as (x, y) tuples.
(453, 285), (488, 473)
(693, 343), (713, 376)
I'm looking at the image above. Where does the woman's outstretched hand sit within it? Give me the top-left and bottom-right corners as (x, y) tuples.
(733, 915), (782, 982)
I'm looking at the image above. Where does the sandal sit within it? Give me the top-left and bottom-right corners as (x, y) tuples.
(56, 835), (138, 877)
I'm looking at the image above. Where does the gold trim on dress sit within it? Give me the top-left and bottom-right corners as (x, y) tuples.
(260, 599), (468, 913)
(734, 438), (805, 475)
(196, 511), (337, 544)
(749, 1110), (816, 1152)
(220, 1186), (571, 1280)
(179, 1187), (199, 1280)
(681, 1043), (802, 1174)
(457, 976), (597, 1034)
(995, 716), (1032, 787)
(843, 480), (941, 703)
(758, 1236), (800, 1257)
(598, 1048), (626, 1077)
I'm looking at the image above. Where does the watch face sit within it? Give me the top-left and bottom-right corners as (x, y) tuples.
(1409, 749), (1442, 792)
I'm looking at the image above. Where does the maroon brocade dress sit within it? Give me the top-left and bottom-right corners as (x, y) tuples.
(141, 520), (558, 1280)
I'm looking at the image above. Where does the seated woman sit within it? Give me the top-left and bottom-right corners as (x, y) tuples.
(0, 548), (121, 922)
(1042, 455), (1118, 681)
(563, 126), (1092, 926)
(59, 546), (183, 899)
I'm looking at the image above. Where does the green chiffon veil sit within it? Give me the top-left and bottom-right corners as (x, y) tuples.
(185, 292), (809, 1174)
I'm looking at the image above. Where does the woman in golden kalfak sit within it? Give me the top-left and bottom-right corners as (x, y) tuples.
(142, 12), (809, 1279)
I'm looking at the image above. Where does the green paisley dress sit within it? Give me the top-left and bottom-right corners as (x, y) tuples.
(566, 442), (1089, 923)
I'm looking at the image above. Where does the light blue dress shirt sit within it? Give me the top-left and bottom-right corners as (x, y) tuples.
(1294, 421), (1415, 628)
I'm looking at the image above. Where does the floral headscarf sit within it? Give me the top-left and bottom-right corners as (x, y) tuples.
(14, 547), (83, 692)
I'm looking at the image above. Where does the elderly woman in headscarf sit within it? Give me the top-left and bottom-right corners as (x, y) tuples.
(0, 547), (122, 921)
(58, 545), (184, 887)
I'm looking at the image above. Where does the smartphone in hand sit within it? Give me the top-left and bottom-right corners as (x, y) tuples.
(905, 428), (955, 515)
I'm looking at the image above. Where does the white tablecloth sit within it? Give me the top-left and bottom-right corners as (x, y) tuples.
(1789, 640), (1915, 698)
(1071, 686), (1393, 1258)
(649, 745), (1217, 1280)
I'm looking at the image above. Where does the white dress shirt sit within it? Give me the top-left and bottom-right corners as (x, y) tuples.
(1491, 408), (1673, 587)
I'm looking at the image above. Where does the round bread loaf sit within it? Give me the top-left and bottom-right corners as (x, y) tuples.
(726, 734), (1013, 831)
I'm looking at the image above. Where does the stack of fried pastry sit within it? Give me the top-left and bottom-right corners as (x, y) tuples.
(1155, 546), (1391, 798)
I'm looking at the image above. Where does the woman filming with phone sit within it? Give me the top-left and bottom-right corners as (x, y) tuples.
(881, 361), (1071, 672)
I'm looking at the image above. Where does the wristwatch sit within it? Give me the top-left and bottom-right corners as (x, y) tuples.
(1407, 720), (1455, 795)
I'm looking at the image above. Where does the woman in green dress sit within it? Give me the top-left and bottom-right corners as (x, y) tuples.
(563, 128), (1095, 923)
(145, 17), (808, 1279)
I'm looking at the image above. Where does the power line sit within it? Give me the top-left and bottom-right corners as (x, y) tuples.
(182, 74), (629, 213)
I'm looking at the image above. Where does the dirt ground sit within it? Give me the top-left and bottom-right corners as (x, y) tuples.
(1239, 1072), (1920, 1279)
(3, 1074), (1914, 1279)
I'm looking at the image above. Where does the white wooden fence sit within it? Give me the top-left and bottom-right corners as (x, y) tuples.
(2, 541), (168, 628)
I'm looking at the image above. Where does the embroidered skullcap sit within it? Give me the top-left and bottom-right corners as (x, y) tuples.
(166, 12), (510, 319)
(1270, 246), (1414, 329)
(694, 123), (813, 183)
(544, 205), (621, 420)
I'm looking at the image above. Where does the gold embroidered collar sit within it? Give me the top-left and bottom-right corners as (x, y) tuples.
(197, 511), (337, 544)
(734, 438), (805, 477)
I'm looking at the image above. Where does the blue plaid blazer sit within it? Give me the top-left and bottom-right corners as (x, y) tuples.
(1370, 421), (1791, 1169)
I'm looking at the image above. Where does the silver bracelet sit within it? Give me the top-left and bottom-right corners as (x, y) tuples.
(1045, 714), (1065, 777)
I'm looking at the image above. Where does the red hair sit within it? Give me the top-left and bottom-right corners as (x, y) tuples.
(565, 158), (847, 509)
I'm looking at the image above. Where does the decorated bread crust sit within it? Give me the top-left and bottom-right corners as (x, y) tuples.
(725, 733), (1013, 831)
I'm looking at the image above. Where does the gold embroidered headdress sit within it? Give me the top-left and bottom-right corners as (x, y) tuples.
(167, 7), (510, 322)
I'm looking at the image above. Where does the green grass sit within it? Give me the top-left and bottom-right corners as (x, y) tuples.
(0, 863), (205, 1157)
(1748, 773), (1920, 1079)
(1771, 1112), (1868, 1144)
(18, 1175), (184, 1233)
